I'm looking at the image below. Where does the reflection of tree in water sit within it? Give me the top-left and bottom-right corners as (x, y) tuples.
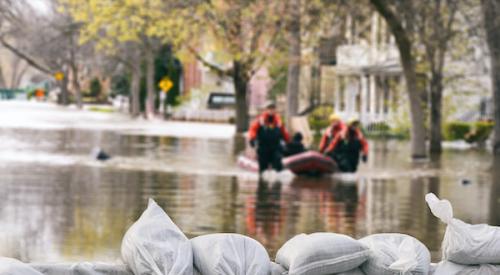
(246, 180), (283, 252)
(332, 183), (359, 219)
(289, 177), (360, 237)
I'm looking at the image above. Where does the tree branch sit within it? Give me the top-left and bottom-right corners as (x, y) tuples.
(187, 45), (232, 76)
(0, 37), (52, 74)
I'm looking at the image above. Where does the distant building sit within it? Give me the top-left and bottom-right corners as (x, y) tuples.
(318, 13), (405, 126)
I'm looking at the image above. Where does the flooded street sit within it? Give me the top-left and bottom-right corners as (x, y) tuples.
(0, 102), (498, 263)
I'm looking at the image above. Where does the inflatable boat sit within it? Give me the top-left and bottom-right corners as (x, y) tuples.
(237, 151), (337, 176)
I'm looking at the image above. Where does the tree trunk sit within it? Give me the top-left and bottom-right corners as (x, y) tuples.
(0, 66), (6, 88)
(71, 64), (83, 109)
(429, 73), (443, 154)
(286, 0), (301, 129)
(59, 73), (69, 106)
(145, 50), (156, 119)
(130, 65), (142, 117)
(482, 0), (500, 155)
(233, 60), (250, 133)
(370, 0), (427, 158)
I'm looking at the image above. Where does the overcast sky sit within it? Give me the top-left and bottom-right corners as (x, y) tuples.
(29, 0), (50, 15)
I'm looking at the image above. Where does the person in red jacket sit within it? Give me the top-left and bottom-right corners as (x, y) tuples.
(248, 102), (290, 174)
(325, 119), (368, 172)
(319, 113), (347, 153)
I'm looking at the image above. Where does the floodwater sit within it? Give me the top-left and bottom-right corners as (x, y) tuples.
(0, 106), (499, 263)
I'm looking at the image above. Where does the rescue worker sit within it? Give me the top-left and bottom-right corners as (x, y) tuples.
(325, 119), (368, 172)
(284, 132), (306, 157)
(248, 102), (290, 174)
(319, 113), (347, 153)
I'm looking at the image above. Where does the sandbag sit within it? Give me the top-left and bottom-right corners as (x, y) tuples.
(426, 193), (500, 264)
(191, 233), (270, 275)
(359, 233), (430, 275)
(121, 198), (192, 275)
(0, 257), (42, 275)
(337, 268), (365, 275)
(30, 262), (132, 275)
(433, 260), (500, 275)
(270, 262), (287, 275)
(275, 232), (370, 275)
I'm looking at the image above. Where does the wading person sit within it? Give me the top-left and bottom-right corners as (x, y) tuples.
(325, 119), (368, 172)
(319, 113), (346, 153)
(248, 102), (290, 175)
(284, 132), (306, 157)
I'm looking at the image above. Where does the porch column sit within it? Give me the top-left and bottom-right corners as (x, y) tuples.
(369, 75), (377, 121)
(360, 75), (368, 124)
(334, 74), (341, 112)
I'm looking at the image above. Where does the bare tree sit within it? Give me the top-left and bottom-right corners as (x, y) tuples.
(0, 0), (93, 107)
(286, 0), (301, 128)
(413, 0), (461, 154)
(370, 0), (428, 158)
(481, 0), (500, 155)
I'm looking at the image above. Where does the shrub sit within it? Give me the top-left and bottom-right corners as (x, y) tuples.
(308, 105), (334, 134)
(444, 121), (471, 141)
(89, 78), (102, 98)
(465, 121), (494, 143)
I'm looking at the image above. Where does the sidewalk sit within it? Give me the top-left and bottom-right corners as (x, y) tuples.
(0, 101), (236, 139)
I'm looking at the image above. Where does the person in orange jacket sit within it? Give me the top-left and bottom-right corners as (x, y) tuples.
(248, 102), (290, 174)
(325, 119), (368, 172)
(319, 113), (347, 153)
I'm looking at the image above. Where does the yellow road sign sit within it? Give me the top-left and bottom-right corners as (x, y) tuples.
(159, 77), (173, 93)
(54, 71), (64, 81)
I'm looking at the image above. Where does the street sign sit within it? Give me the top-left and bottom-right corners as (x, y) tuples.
(54, 72), (64, 81)
(159, 77), (173, 93)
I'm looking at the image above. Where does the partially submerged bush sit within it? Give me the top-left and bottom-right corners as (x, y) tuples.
(444, 121), (471, 141)
(308, 105), (334, 134)
(465, 121), (494, 143)
(444, 121), (494, 143)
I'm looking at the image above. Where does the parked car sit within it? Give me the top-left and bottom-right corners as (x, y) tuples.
(207, 92), (235, 109)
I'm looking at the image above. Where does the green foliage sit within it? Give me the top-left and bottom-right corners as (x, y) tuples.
(364, 122), (410, 139)
(267, 65), (288, 100)
(444, 121), (494, 143)
(89, 78), (102, 98)
(308, 105), (333, 134)
(155, 45), (182, 108)
(88, 106), (114, 113)
(111, 74), (130, 96)
(444, 121), (471, 140)
(465, 121), (494, 143)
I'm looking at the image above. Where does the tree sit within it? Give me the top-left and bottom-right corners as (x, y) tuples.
(286, 0), (301, 128)
(62, 0), (178, 117)
(0, 0), (93, 107)
(414, 0), (460, 154)
(481, 0), (500, 155)
(183, 0), (288, 132)
(369, 0), (428, 158)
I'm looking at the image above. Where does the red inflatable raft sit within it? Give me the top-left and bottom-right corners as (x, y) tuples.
(283, 151), (337, 175)
(237, 151), (337, 175)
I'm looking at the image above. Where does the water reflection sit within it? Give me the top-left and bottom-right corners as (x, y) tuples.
(0, 128), (496, 262)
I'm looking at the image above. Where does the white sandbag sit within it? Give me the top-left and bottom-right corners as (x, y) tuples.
(336, 268), (365, 275)
(121, 198), (192, 275)
(429, 262), (438, 275)
(433, 260), (500, 275)
(359, 233), (430, 275)
(191, 233), (270, 275)
(275, 232), (370, 275)
(30, 262), (132, 275)
(270, 262), (287, 275)
(0, 257), (42, 275)
(426, 193), (500, 264)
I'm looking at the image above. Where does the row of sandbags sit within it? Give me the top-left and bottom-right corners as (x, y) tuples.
(2, 194), (500, 275)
